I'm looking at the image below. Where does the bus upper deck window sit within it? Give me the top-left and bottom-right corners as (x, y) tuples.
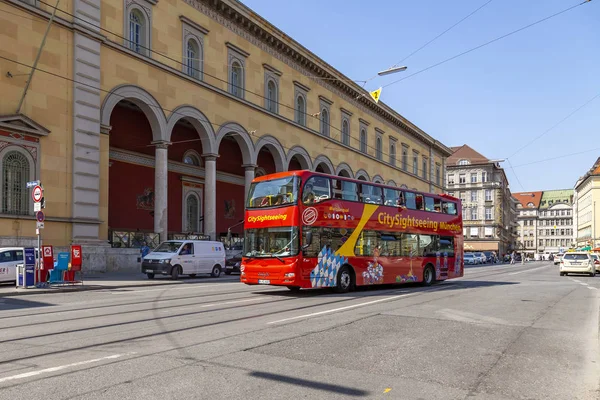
(415, 194), (424, 210)
(303, 176), (331, 205)
(424, 197), (435, 212)
(444, 201), (457, 215)
(405, 192), (416, 209)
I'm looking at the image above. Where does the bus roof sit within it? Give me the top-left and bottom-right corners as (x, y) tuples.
(252, 170), (459, 202)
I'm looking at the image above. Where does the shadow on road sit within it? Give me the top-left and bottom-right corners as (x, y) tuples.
(0, 298), (55, 310)
(251, 279), (518, 298)
(249, 371), (370, 397)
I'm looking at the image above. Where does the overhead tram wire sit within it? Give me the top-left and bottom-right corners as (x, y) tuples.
(360, 0), (494, 88)
(508, 89), (600, 159)
(0, 54), (437, 178)
(510, 147), (600, 168)
(28, 0), (433, 168)
(381, 0), (593, 90)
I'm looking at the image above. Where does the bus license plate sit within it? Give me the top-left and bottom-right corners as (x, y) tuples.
(258, 279), (270, 284)
(145, 270), (154, 273)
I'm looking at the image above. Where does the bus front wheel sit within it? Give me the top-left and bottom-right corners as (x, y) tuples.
(335, 266), (354, 293)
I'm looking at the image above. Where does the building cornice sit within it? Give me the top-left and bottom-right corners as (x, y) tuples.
(183, 0), (452, 156)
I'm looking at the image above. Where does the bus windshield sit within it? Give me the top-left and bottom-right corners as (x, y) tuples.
(247, 176), (299, 208)
(244, 227), (299, 257)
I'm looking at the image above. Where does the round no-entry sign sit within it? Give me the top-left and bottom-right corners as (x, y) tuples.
(32, 185), (43, 202)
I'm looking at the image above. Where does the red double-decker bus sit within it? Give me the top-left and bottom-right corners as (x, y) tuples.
(240, 170), (463, 292)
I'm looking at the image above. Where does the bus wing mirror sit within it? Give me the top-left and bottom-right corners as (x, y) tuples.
(302, 232), (313, 250)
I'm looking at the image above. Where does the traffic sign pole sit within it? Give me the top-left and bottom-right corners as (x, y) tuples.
(30, 183), (44, 287)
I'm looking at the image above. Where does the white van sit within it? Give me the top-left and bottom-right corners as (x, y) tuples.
(141, 240), (226, 280)
(0, 247), (40, 284)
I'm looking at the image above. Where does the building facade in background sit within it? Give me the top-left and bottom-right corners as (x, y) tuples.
(0, 0), (451, 269)
(512, 192), (542, 258)
(445, 145), (517, 256)
(537, 190), (574, 255)
(575, 158), (600, 249)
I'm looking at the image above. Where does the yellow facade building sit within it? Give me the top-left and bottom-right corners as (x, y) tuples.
(0, 0), (451, 270)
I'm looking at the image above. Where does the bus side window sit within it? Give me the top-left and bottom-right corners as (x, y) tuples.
(405, 192), (416, 209)
(415, 194), (424, 210)
(439, 236), (455, 257)
(444, 201), (457, 215)
(424, 196), (435, 212)
(303, 176), (331, 205)
(433, 198), (442, 212)
(384, 189), (398, 206)
(361, 184), (383, 205)
(342, 180), (359, 201)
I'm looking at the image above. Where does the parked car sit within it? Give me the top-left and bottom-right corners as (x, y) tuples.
(464, 253), (477, 265)
(225, 255), (241, 275)
(559, 252), (595, 277)
(141, 240), (226, 279)
(591, 253), (600, 273)
(554, 253), (564, 265)
(0, 247), (41, 284)
(474, 252), (487, 264)
(483, 251), (496, 263)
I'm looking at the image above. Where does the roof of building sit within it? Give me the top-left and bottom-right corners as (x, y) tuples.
(512, 192), (543, 209)
(576, 157), (600, 190)
(539, 189), (573, 208)
(447, 144), (490, 166)
(223, 0), (452, 156)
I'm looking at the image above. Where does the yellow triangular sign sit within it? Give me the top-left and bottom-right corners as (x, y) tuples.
(370, 87), (382, 103)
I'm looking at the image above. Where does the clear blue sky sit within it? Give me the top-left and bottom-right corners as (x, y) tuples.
(243, 0), (599, 193)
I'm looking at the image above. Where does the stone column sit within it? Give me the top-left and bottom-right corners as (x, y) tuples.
(203, 154), (218, 240)
(243, 164), (256, 205)
(153, 141), (170, 241)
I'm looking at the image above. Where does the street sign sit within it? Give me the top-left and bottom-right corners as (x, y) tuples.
(34, 202), (41, 212)
(36, 211), (45, 222)
(369, 87), (382, 103)
(26, 180), (40, 188)
(32, 185), (43, 202)
(36, 222), (44, 229)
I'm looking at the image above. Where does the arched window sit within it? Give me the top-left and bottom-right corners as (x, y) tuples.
(129, 9), (146, 54)
(186, 39), (200, 78)
(266, 80), (277, 113)
(389, 143), (396, 166)
(360, 129), (367, 153)
(295, 95), (306, 126)
(320, 109), (329, 136)
(342, 120), (349, 145)
(185, 194), (200, 232)
(183, 153), (201, 166)
(376, 137), (382, 160)
(458, 159), (470, 166)
(230, 61), (243, 98)
(2, 151), (30, 215)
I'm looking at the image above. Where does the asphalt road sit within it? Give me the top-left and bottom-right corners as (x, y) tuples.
(0, 261), (598, 400)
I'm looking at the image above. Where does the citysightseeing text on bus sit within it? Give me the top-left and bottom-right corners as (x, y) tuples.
(377, 212), (461, 233)
(247, 213), (288, 223)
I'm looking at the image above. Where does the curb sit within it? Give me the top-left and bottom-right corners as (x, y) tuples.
(0, 276), (241, 298)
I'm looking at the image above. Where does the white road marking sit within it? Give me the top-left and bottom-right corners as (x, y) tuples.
(267, 293), (414, 325)
(587, 286), (596, 290)
(508, 265), (552, 275)
(579, 283), (589, 286)
(0, 353), (136, 384)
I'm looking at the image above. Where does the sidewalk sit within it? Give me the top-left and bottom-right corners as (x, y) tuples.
(0, 272), (241, 298)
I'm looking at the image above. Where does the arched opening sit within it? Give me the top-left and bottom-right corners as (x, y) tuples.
(215, 126), (253, 240)
(108, 100), (156, 235)
(287, 147), (311, 171)
(338, 169), (351, 178)
(357, 175), (367, 181)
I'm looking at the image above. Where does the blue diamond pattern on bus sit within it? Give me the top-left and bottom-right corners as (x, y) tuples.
(310, 246), (348, 288)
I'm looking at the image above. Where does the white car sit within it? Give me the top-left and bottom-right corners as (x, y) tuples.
(591, 254), (600, 273)
(0, 247), (26, 283)
(559, 252), (595, 277)
(475, 252), (487, 263)
(141, 240), (226, 279)
(464, 253), (477, 265)
(553, 253), (564, 265)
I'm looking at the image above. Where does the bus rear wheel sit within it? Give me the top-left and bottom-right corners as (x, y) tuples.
(422, 265), (435, 287)
(335, 266), (353, 293)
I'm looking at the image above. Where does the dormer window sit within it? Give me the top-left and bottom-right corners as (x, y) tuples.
(458, 159), (470, 166)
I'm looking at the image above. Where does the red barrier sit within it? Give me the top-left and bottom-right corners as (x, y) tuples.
(64, 271), (75, 281)
(70, 245), (82, 272)
(42, 245), (54, 270)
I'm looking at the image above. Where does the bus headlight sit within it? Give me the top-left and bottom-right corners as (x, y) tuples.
(284, 273), (295, 278)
